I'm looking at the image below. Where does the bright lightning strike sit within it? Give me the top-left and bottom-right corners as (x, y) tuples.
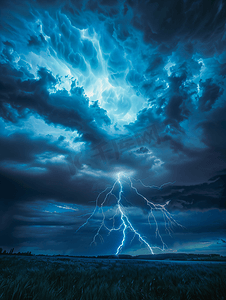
(76, 172), (182, 255)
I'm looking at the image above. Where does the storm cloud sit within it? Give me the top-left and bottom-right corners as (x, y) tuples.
(0, 0), (226, 255)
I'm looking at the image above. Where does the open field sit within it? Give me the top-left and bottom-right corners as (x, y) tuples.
(0, 256), (226, 300)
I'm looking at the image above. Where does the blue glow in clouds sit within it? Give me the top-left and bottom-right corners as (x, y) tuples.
(0, 0), (226, 256)
(77, 172), (182, 255)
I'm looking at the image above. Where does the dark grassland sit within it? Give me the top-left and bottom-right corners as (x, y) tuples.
(0, 256), (225, 300)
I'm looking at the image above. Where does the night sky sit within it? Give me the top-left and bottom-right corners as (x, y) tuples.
(0, 0), (226, 256)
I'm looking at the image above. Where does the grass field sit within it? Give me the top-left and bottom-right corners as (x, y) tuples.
(0, 256), (225, 300)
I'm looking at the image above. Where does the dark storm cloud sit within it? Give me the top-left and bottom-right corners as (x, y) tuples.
(0, 62), (110, 144)
(0, 162), (104, 206)
(1, 141), (224, 213)
(0, 132), (68, 163)
(220, 63), (226, 77)
(198, 79), (224, 112)
(164, 95), (189, 127)
(197, 103), (226, 149)
(0, 0), (226, 255)
(0, 0), (224, 170)
(126, 0), (226, 56)
(159, 174), (226, 211)
(126, 61), (196, 134)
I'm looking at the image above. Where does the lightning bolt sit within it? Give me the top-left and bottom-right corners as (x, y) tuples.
(76, 172), (182, 255)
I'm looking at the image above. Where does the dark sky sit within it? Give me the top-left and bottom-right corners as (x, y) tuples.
(0, 0), (226, 256)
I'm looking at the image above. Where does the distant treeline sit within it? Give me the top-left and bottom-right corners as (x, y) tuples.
(0, 248), (225, 261)
(95, 253), (226, 261)
(0, 248), (33, 256)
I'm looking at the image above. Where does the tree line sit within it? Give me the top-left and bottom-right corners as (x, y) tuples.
(0, 248), (32, 256)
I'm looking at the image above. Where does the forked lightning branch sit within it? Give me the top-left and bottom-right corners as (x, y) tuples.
(76, 173), (182, 255)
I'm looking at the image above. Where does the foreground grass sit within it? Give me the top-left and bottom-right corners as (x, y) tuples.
(0, 256), (225, 300)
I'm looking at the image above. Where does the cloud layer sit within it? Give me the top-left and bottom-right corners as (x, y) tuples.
(0, 0), (226, 255)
